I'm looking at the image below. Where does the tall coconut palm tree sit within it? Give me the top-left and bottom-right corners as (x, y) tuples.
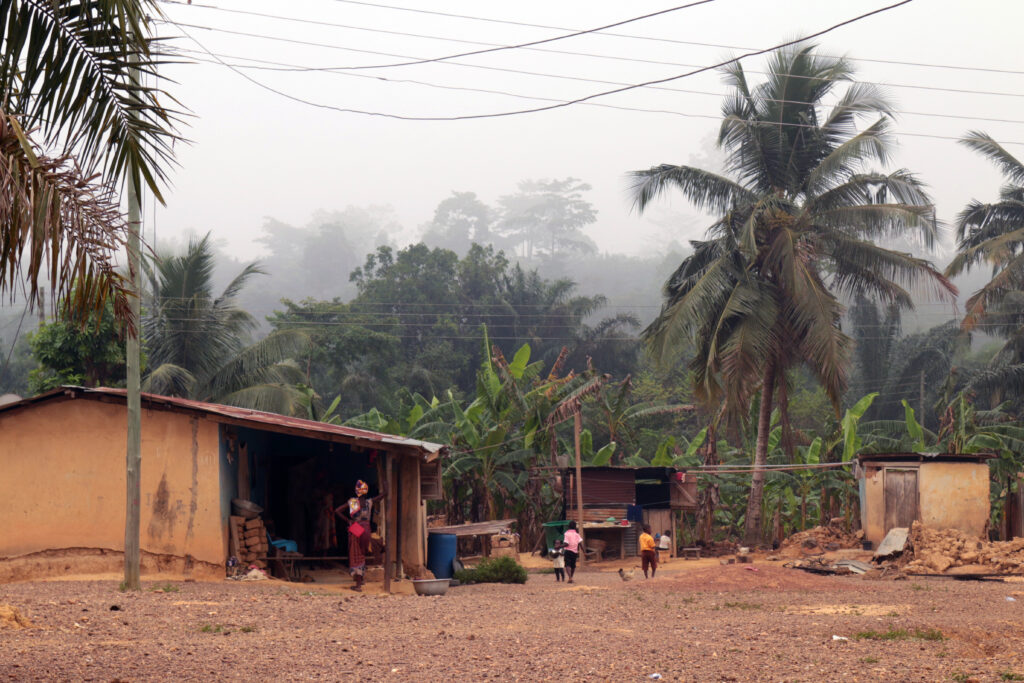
(946, 132), (1024, 403)
(630, 45), (954, 544)
(0, 0), (180, 323)
(142, 233), (309, 414)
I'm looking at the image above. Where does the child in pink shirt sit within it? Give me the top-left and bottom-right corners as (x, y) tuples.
(562, 521), (583, 583)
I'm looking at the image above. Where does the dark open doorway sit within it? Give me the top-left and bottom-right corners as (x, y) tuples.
(232, 426), (384, 559)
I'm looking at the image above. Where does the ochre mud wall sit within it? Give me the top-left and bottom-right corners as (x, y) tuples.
(0, 399), (224, 581)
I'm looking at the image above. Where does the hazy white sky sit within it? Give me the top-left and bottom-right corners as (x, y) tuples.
(150, 0), (1024, 263)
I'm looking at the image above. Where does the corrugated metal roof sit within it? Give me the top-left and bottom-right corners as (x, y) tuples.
(0, 386), (447, 461)
(857, 452), (995, 463)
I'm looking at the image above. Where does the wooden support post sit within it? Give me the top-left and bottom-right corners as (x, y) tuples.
(574, 412), (585, 565)
(384, 454), (396, 593)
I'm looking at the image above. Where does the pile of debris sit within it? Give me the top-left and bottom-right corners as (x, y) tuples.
(779, 517), (863, 555)
(784, 556), (873, 576)
(901, 521), (1024, 575)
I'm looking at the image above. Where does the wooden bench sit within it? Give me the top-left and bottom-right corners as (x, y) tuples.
(681, 547), (701, 560)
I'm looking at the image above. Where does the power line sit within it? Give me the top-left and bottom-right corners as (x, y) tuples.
(164, 2), (925, 122)
(164, 0), (720, 71)
(164, 40), (1024, 142)
(166, 0), (1024, 79)
(159, 15), (1024, 102)
(168, 46), (1024, 129)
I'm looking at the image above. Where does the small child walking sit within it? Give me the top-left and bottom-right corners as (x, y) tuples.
(658, 529), (672, 564)
(551, 539), (566, 582)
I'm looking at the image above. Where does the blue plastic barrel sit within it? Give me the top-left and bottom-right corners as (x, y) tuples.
(427, 533), (457, 579)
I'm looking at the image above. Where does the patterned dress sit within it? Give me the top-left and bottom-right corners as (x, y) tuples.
(347, 497), (373, 576)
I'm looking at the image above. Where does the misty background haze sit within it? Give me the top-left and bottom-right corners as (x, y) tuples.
(2, 0), (1020, 395)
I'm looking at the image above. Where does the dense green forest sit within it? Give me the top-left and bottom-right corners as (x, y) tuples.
(4, 45), (1024, 548)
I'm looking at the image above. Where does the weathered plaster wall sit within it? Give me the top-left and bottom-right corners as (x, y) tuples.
(919, 461), (990, 538)
(0, 400), (224, 577)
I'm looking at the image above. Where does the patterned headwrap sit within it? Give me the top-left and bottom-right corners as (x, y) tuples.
(355, 480), (370, 496)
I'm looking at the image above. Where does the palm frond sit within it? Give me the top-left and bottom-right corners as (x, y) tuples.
(141, 362), (195, 397)
(0, 0), (184, 200)
(805, 119), (891, 195)
(628, 164), (754, 214)
(218, 383), (307, 415)
(961, 131), (1024, 186)
(0, 114), (131, 326)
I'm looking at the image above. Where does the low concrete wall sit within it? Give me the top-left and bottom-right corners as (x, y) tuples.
(0, 399), (224, 580)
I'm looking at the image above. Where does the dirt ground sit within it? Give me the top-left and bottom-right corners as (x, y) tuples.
(3, 556), (1024, 682)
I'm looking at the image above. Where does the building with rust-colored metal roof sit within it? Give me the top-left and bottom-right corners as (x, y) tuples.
(0, 386), (446, 588)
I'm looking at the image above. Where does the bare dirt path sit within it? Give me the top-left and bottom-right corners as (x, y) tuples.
(2, 560), (1023, 682)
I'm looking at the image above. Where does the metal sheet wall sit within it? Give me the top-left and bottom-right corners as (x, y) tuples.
(581, 469), (635, 505)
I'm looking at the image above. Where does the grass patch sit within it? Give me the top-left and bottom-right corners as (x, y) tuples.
(915, 628), (945, 641)
(453, 556), (527, 584)
(1000, 672), (1024, 681)
(534, 567), (555, 575)
(681, 596), (696, 604)
(854, 627), (944, 642)
(855, 627), (910, 641)
(952, 673), (970, 682)
(911, 584), (928, 591)
(199, 624), (224, 634)
(860, 656), (879, 664)
(240, 626), (256, 633)
(723, 601), (762, 610)
(148, 583), (180, 593)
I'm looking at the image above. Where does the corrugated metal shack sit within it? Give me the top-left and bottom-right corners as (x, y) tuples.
(560, 466), (697, 558)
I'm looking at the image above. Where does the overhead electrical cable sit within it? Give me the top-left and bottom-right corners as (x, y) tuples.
(164, 2), (956, 123)
(169, 45), (1024, 128)
(164, 0), (1024, 78)
(160, 17), (1024, 102)
(164, 45), (1024, 144)
(162, 0), (721, 71)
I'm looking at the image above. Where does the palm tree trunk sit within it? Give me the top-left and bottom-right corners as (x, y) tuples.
(743, 361), (776, 546)
(697, 421), (719, 545)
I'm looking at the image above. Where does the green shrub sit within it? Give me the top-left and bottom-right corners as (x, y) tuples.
(453, 556), (527, 584)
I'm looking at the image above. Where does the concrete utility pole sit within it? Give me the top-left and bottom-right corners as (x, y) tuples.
(123, 58), (143, 591)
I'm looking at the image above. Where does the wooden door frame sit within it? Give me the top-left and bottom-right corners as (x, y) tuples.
(882, 466), (920, 531)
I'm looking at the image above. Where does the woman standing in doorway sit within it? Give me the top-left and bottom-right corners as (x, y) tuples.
(335, 479), (386, 591)
(562, 521), (583, 584)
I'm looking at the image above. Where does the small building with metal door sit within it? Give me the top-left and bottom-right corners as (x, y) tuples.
(856, 452), (993, 547)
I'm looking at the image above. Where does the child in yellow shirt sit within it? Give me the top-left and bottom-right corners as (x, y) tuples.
(639, 524), (658, 578)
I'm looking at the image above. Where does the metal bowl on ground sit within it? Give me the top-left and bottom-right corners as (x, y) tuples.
(231, 498), (263, 520)
(412, 578), (450, 596)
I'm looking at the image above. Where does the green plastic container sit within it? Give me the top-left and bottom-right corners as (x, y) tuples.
(542, 520), (571, 552)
